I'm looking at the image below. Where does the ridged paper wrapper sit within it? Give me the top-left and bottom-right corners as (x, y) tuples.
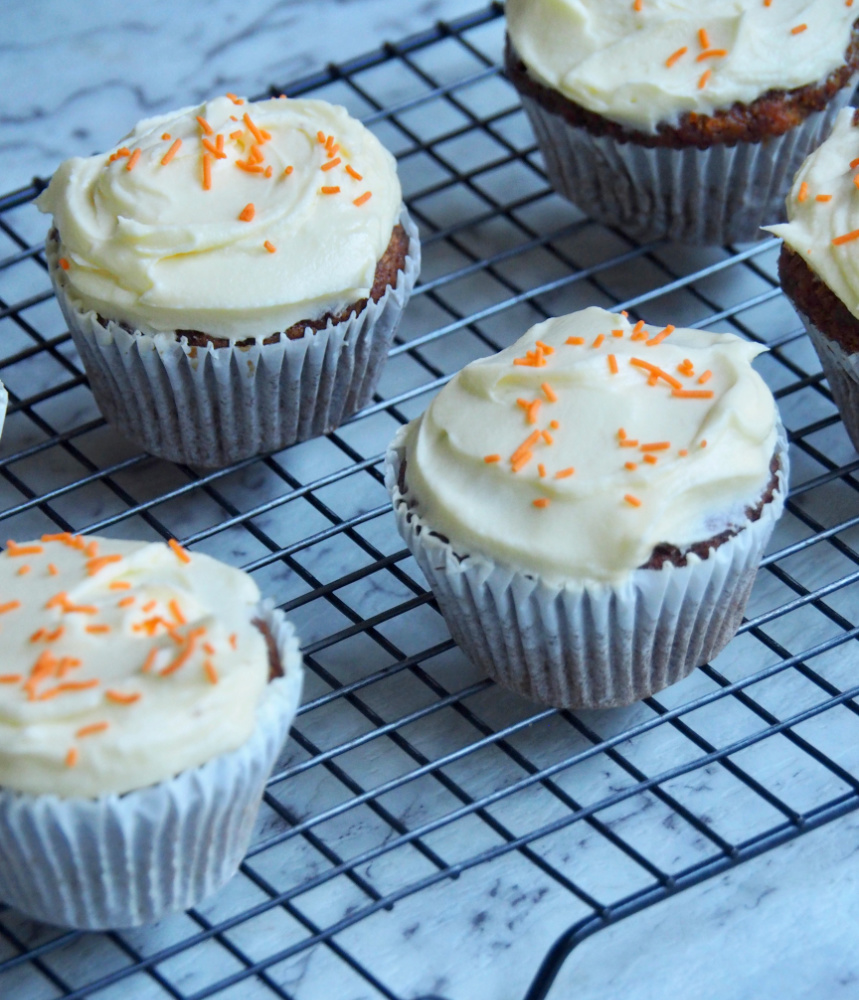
(0, 603), (303, 929)
(46, 210), (420, 467)
(386, 424), (788, 710)
(796, 308), (859, 453)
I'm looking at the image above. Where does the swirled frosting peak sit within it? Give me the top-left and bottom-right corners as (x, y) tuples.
(766, 106), (859, 317)
(506, 0), (856, 132)
(0, 534), (273, 797)
(401, 307), (778, 585)
(37, 96), (402, 341)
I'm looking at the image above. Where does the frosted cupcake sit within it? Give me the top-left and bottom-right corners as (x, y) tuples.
(387, 307), (788, 709)
(37, 95), (420, 466)
(505, 0), (859, 244)
(766, 108), (859, 452)
(0, 533), (303, 928)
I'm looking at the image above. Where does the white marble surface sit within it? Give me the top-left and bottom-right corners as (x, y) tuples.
(1, 3), (858, 1000)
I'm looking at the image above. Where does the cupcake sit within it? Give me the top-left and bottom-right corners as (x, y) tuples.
(37, 95), (420, 467)
(386, 307), (788, 709)
(766, 107), (859, 452)
(505, 0), (859, 244)
(0, 533), (304, 928)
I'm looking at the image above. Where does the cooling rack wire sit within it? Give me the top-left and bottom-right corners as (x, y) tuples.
(1, 5), (859, 999)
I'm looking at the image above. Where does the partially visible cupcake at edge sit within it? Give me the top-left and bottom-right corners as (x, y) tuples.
(766, 107), (859, 452)
(386, 306), (788, 709)
(37, 95), (420, 466)
(505, 0), (859, 244)
(0, 533), (304, 929)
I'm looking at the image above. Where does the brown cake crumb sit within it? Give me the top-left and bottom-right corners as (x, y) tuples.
(504, 24), (859, 150)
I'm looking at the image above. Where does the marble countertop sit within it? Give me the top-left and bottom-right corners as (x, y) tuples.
(0, 3), (856, 999)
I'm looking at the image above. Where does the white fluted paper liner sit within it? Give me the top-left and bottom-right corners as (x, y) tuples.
(46, 209), (420, 467)
(0, 379), (7, 443)
(517, 82), (855, 244)
(795, 309), (859, 453)
(386, 424), (788, 710)
(0, 603), (303, 929)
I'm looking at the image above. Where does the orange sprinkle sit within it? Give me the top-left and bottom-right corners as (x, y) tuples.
(142, 648), (158, 674)
(535, 341), (555, 355)
(850, 157), (859, 169)
(611, 329), (624, 338)
(541, 382), (558, 403)
(632, 320), (645, 338)
(624, 494), (643, 508)
(321, 157), (342, 172)
(317, 130), (326, 144)
(59, 257), (70, 271)
(643, 454), (658, 465)
(243, 112), (266, 144)
(550, 420), (560, 430)
(226, 93), (244, 105)
(17, 565), (30, 576)
(484, 454), (501, 463)
(538, 463), (547, 478)
(555, 467), (575, 479)
(161, 138), (182, 165)
(230, 130), (244, 141)
(640, 441), (670, 452)
(665, 46), (687, 68)
(76, 721), (109, 738)
(106, 689), (142, 705)
(0, 674), (22, 684)
(108, 581), (131, 592)
(169, 539), (191, 564)
(624, 462), (637, 471)
(619, 439), (640, 448)
(696, 48), (727, 61)
(326, 144), (340, 158)
(533, 498), (550, 509)
(229, 633), (238, 650)
(633, 0), (642, 9)
(46, 680), (98, 696)
(161, 133), (171, 140)
(526, 400), (542, 424)
(249, 144), (264, 163)
(239, 202), (255, 222)
(354, 192), (373, 206)
(854, 176), (859, 191)
(592, 334), (605, 349)
(790, 23), (807, 34)
(204, 660), (219, 685)
(698, 69), (711, 89)
(142, 600), (157, 614)
(608, 354), (619, 375)
(85, 624), (110, 634)
(646, 324), (674, 347)
(235, 159), (265, 173)
(511, 431), (542, 465)
(630, 358), (683, 389)
(117, 596), (136, 608)
(672, 388), (714, 398)
(264, 166), (273, 178)
(85, 540), (99, 558)
(86, 554), (123, 576)
(65, 747), (79, 768)
(196, 115), (214, 136)
(541, 431), (554, 445)
(263, 239), (277, 253)
(202, 153), (213, 191)
(511, 452), (534, 473)
(202, 137), (227, 160)
(697, 370), (712, 385)
(832, 229), (859, 246)
(618, 428), (627, 440)
(6, 540), (43, 557)
(563, 337), (584, 347)
(345, 165), (363, 181)
(700, 440), (708, 448)
(282, 165), (295, 177)
(816, 194), (833, 203)
(126, 148), (142, 171)
(678, 449), (689, 457)
(698, 27), (711, 49)
(321, 186), (341, 195)
(798, 181), (809, 203)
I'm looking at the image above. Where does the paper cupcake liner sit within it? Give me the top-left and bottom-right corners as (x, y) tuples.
(0, 379), (7, 444)
(386, 424), (788, 710)
(46, 209), (420, 467)
(795, 309), (859, 453)
(517, 83), (856, 244)
(0, 603), (304, 929)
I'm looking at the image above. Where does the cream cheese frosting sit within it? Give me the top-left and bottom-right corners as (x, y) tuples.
(401, 307), (778, 585)
(36, 96), (402, 341)
(506, 0), (856, 132)
(0, 533), (274, 797)
(766, 106), (859, 317)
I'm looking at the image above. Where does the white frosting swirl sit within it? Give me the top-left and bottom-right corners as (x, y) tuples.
(0, 534), (276, 797)
(401, 307), (778, 585)
(36, 96), (402, 341)
(506, 0), (856, 132)
(766, 106), (859, 317)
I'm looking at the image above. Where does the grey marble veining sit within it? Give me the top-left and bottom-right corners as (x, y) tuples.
(1, 3), (859, 1000)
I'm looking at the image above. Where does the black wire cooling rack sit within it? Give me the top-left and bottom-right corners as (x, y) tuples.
(2, 4), (859, 998)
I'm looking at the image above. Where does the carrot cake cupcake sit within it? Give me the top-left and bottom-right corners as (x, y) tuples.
(505, 0), (859, 243)
(387, 306), (788, 708)
(37, 95), (420, 466)
(767, 107), (859, 452)
(0, 532), (303, 928)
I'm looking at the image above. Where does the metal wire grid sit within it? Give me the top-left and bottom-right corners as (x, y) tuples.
(0, 4), (858, 998)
